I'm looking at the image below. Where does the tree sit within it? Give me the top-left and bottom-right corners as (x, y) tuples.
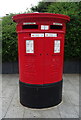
(31, 2), (52, 12)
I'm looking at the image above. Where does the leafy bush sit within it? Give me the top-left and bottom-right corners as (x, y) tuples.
(2, 14), (18, 62)
(31, 2), (81, 59)
(47, 2), (81, 59)
(2, 2), (81, 62)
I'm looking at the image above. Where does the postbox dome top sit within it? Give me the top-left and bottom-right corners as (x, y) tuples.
(12, 13), (70, 23)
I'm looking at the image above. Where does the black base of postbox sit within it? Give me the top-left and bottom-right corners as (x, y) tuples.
(19, 80), (63, 109)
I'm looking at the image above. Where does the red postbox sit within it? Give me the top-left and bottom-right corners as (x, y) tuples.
(12, 13), (70, 108)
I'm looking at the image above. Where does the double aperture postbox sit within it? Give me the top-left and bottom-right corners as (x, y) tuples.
(13, 13), (70, 108)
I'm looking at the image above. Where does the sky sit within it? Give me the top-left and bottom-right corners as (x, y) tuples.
(0, 0), (42, 17)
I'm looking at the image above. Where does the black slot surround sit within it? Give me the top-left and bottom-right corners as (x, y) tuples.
(50, 25), (63, 30)
(22, 25), (38, 29)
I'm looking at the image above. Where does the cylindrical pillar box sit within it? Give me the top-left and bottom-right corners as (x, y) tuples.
(12, 13), (70, 108)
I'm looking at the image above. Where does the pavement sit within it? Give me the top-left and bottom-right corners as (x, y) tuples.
(1, 74), (79, 118)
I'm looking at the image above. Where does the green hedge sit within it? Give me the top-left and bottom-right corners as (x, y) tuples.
(2, 2), (81, 62)
(2, 14), (18, 62)
(47, 2), (81, 59)
(31, 2), (81, 60)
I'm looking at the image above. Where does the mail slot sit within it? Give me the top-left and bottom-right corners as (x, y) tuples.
(12, 13), (70, 108)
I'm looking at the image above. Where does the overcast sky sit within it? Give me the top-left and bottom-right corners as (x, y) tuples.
(0, 0), (42, 17)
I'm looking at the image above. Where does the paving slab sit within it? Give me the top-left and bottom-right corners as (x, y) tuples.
(0, 98), (2, 120)
(58, 103), (79, 118)
(5, 106), (24, 118)
(74, 105), (79, 116)
(79, 106), (81, 120)
(0, 74), (2, 97)
(2, 86), (17, 98)
(10, 86), (23, 108)
(2, 87), (17, 118)
(2, 97), (12, 118)
(64, 90), (79, 106)
(63, 79), (75, 91)
(2, 74), (19, 89)
(2, 74), (79, 118)
(23, 105), (61, 118)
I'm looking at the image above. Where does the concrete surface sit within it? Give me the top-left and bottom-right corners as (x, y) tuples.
(1, 74), (79, 118)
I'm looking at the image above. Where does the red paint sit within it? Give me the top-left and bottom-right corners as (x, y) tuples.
(13, 13), (70, 85)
